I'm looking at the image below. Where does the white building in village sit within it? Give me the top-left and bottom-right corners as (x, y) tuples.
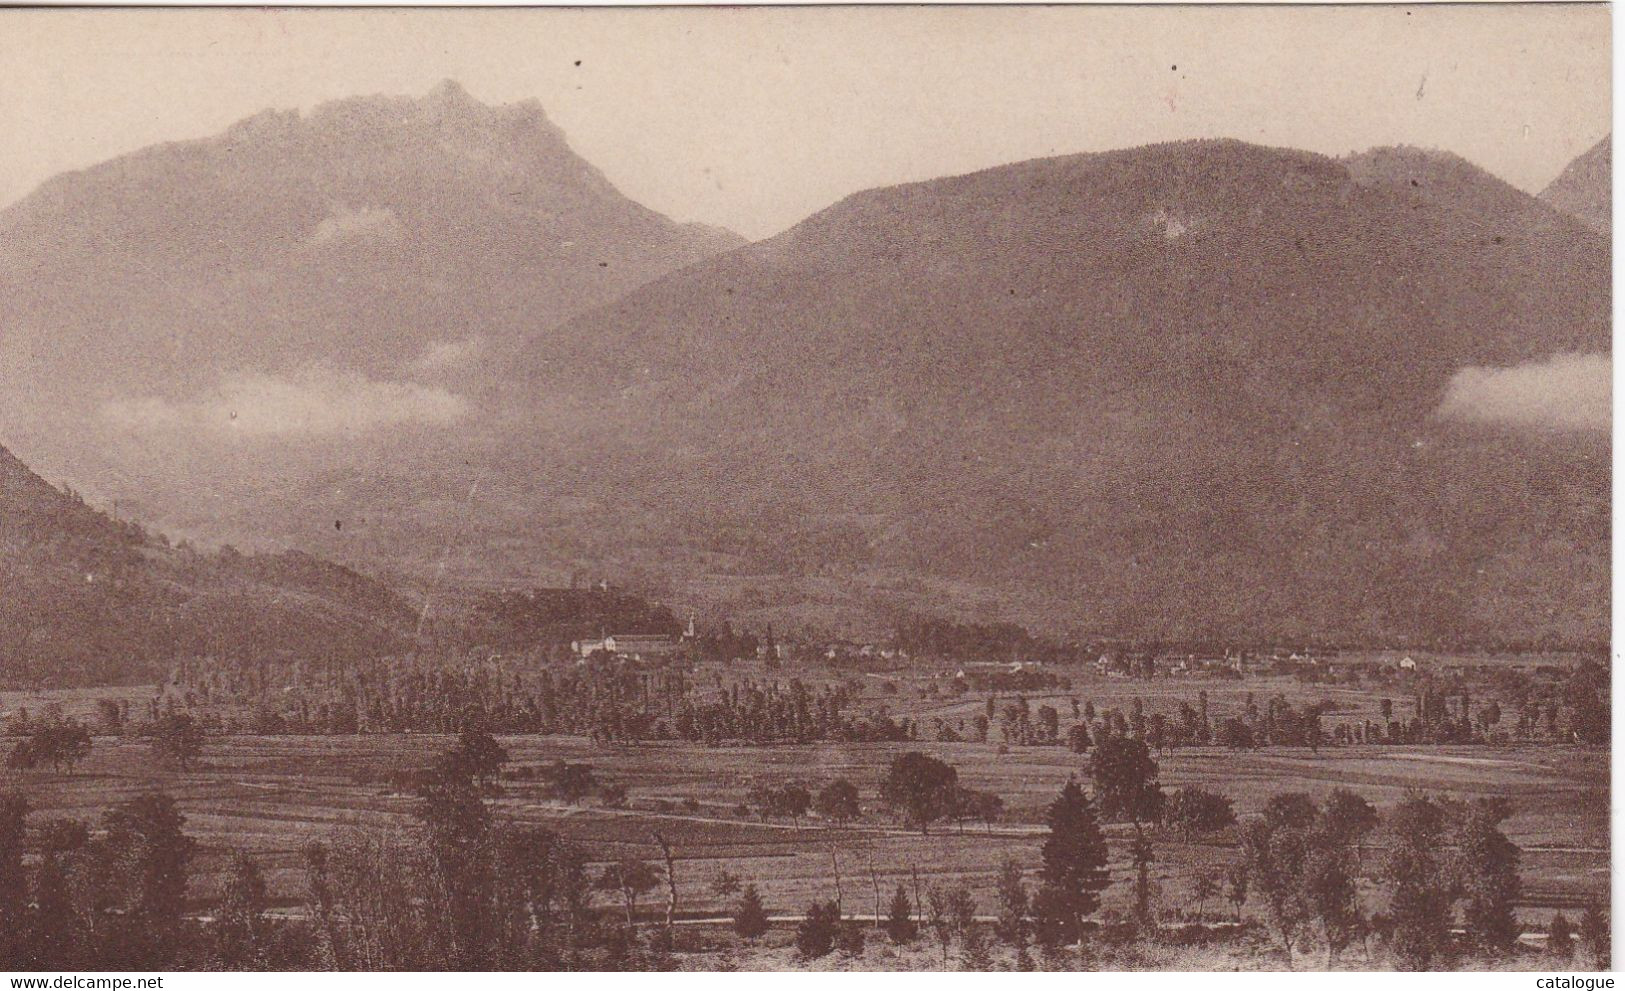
(572, 627), (693, 661)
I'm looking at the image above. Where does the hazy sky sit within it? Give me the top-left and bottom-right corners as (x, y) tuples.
(0, 5), (1610, 239)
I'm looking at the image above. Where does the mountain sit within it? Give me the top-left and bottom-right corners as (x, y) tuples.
(482, 138), (1607, 644)
(1540, 136), (1610, 233)
(0, 442), (416, 687)
(2, 131), (1607, 647)
(0, 80), (742, 456)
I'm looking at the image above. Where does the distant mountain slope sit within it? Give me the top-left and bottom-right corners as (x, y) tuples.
(1540, 136), (1610, 233)
(2, 133), (1606, 647)
(485, 138), (1607, 644)
(0, 443), (415, 687)
(0, 79), (742, 417)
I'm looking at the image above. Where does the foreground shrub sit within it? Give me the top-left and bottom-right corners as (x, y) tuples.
(795, 900), (842, 959)
(836, 920), (866, 957)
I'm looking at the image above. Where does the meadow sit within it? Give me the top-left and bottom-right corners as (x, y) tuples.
(0, 668), (1606, 938)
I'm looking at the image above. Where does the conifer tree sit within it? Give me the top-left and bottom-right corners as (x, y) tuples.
(885, 884), (917, 944)
(1548, 912), (1575, 961)
(1032, 778), (1109, 946)
(1452, 798), (1521, 956)
(733, 883), (769, 939)
(0, 793), (28, 968)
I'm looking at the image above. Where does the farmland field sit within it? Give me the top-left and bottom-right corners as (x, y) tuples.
(0, 674), (1606, 931)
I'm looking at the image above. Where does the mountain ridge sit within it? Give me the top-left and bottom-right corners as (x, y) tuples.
(487, 137), (1608, 644)
(0, 440), (417, 687)
(0, 81), (744, 408)
(0, 126), (1608, 648)
(1539, 135), (1611, 233)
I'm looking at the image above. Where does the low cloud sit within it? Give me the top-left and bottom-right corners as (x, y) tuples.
(103, 368), (469, 440)
(310, 206), (404, 245)
(411, 336), (487, 376)
(1438, 352), (1610, 432)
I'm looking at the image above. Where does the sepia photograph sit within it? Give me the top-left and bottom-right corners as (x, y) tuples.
(0, 2), (1611, 975)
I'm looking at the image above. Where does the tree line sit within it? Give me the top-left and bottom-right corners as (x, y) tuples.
(0, 730), (1608, 971)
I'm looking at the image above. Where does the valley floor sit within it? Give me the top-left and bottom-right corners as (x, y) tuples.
(0, 721), (1606, 929)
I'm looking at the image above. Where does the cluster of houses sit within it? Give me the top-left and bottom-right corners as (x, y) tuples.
(567, 624), (912, 667)
(565, 629), (1394, 676)
(562, 624), (1595, 694)
(1083, 645), (1429, 680)
(570, 615), (697, 662)
(568, 633), (690, 661)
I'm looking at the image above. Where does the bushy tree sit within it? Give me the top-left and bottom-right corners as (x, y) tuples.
(815, 778), (860, 827)
(440, 728), (508, 787)
(1580, 900), (1609, 969)
(879, 752), (958, 834)
(150, 713), (204, 771)
(796, 899), (842, 959)
(1218, 717), (1256, 750)
(779, 783), (813, 829)
(596, 859), (662, 926)
(1225, 860), (1250, 921)
(1382, 793), (1456, 970)
(32, 818), (88, 969)
(1239, 818), (1313, 965)
(970, 789), (1004, 834)
(835, 918), (867, 958)
(1090, 737), (1165, 827)
(1166, 786), (1236, 839)
(1091, 738), (1163, 929)
(1262, 793), (1319, 831)
(214, 852), (269, 968)
(1239, 791), (1371, 969)
(1303, 841), (1361, 966)
(8, 723), (92, 774)
(0, 793), (28, 967)
(98, 793), (197, 967)
(1450, 797), (1520, 956)
(750, 782), (814, 829)
(994, 858), (1030, 949)
(545, 761), (597, 803)
(1321, 789), (1378, 845)
(415, 757), (497, 967)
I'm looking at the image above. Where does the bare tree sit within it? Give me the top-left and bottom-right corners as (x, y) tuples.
(869, 859), (883, 930)
(653, 832), (679, 933)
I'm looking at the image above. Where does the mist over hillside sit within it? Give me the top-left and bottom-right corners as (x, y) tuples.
(0, 81), (741, 484)
(492, 139), (1608, 644)
(0, 101), (1608, 649)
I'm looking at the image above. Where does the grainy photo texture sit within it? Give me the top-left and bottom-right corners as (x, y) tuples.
(0, 4), (1610, 973)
